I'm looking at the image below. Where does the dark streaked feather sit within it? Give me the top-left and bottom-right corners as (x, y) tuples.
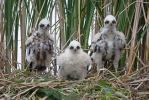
(36, 52), (40, 60)
(42, 51), (46, 60)
(35, 65), (46, 72)
(28, 47), (31, 55)
(28, 62), (33, 72)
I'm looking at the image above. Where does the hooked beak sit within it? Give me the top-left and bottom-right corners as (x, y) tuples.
(74, 49), (77, 52)
(110, 23), (113, 26)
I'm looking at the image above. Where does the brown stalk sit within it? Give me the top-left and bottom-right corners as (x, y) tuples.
(145, 8), (149, 63)
(128, 42), (140, 73)
(56, 0), (66, 48)
(78, 0), (81, 42)
(20, 1), (26, 70)
(34, 0), (46, 29)
(128, 0), (142, 74)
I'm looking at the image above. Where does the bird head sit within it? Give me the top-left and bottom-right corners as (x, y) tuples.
(38, 18), (50, 34)
(68, 40), (82, 53)
(104, 15), (117, 29)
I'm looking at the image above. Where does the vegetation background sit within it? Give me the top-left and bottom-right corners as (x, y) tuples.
(0, 0), (149, 99)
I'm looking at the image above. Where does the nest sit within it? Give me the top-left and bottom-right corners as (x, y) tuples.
(0, 48), (149, 99)
(0, 66), (148, 100)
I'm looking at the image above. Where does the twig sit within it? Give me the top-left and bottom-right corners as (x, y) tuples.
(34, 0), (46, 29)
(129, 78), (149, 84)
(99, 68), (127, 89)
(12, 86), (37, 99)
(126, 38), (134, 47)
(0, 79), (33, 86)
(135, 82), (144, 90)
(102, 1), (112, 9)
(28, 88), (39, 99)
(59, 31), (77, 53)
(133, 51), (145, 67)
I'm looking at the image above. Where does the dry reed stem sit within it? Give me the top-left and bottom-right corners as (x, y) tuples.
(135, 82), (144, 90)
(129, 78), (149, 84)
(133, 50), (145, 67)
(34, 0), (46, 28)
(119, 1), (136, 16)
(28, 88), (39, 99)
(122, 65), (149, 80)
(98, 68), (127, 89)
(128, 0), (142, 74)
(20, 0), (26, 70)
(145, 8), (149, 63)
(56, 0), (66, 48)
(128, 43), (140, 73)
(78, 0), (81, 42)
(12, 86), (37, 99)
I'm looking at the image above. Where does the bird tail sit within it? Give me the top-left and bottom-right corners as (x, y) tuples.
(27, 62), (33, 72)
(35, 65), (46, 72)
(28, 62), (46, 72)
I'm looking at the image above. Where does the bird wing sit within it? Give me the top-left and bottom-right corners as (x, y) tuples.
(57, 48), (71, 66)
(81, 52), (91, 70)
(57, 52), (66, 67)
(26, 31), (55, 70)
(25, 31), (39, 63)
(47, 34), (54, 53)
(90, 30), (103, 52)
(115, 31), (126, 49)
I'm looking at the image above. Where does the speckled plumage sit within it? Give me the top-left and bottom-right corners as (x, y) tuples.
(57, 40), (91, 80)
(25, 18), (54, 72)
(91, 15), (126, 72)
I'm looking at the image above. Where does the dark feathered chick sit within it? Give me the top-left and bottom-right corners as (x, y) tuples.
(25, 18), (54, 72)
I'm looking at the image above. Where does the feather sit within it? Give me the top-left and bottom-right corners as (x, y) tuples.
(26, 18), (54, 72)
(57, 40), (91, 80)
(91, 15), (126, 72)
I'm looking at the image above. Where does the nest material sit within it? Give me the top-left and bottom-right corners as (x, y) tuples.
(0, 50), (149, 99)
(0, 66), (148, 100)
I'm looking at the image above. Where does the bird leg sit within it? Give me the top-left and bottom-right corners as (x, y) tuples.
(113, 61), (118, 73)
(113, 49), (120, 73)
(96, 62), (104, 79)
(115, 68), (118, 73)
(92, 52), (103, 79)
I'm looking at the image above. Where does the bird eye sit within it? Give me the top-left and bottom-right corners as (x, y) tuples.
(70, 46), (73, 49)
(112, 20), (116, 24)
(105, 21), (109, 24)
(47, 24), (50, 27)
(76, 46), (80, 49)
(40, 24), (44, 27)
